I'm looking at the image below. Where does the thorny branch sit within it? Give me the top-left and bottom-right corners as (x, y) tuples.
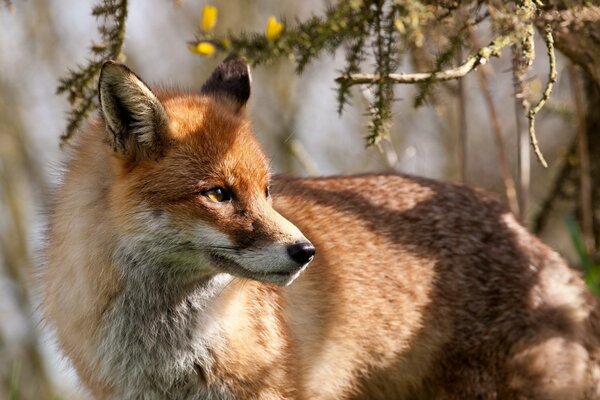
(57, 0), (128, 146)
(61, 0), (559, 167)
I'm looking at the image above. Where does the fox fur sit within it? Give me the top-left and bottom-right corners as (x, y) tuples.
(43, 57), (600, 399)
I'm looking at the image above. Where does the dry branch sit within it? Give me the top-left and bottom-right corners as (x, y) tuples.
(526, 24), (556, 168)
(335, 34), (514, 86)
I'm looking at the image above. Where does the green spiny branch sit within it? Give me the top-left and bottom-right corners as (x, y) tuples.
(410, 5), (489, 108)
(190, 0), (557, 158)
(57, 0), (128, 147)
(365, 0), (397, 145)
(194, 2), (372, 71)
(58, 0), (558, 163)
(336, 13), (370, 114)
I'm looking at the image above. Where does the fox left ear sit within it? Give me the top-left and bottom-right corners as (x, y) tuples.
(98, 61), (169, 161)
(201, 56), (251, 112)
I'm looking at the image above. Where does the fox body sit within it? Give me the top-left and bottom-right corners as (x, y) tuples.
(43, 58), (600, 399)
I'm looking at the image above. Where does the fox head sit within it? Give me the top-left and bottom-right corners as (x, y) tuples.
(97, 57), (314, 286)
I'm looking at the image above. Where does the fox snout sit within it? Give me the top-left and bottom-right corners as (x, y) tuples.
(287, 241), (316, 265)
(219, 232), (315, 286)
(182, 205), (315, 286)
(204, 238), (315, 286)
(209, 200), (316, 286)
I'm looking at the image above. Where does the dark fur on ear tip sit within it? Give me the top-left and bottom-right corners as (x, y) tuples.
(201, 56), (251, 107)
(98, 60), (128, 102)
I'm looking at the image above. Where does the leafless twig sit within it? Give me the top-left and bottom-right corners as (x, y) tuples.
(569, 64), (593, 253)
(512, 45), (531, 223)
(456, 47), (467, 183)
(336, 34), (514, 86)
(526, 24), (557, 168)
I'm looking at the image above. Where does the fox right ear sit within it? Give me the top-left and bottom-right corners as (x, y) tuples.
(201, 56), (251, 112)
(98, 61), (169, 161)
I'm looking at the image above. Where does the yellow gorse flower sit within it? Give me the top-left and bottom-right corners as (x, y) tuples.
(201, 5), (218, 32)
(189, 42), (216, 56)
(265, 16), (284, 40)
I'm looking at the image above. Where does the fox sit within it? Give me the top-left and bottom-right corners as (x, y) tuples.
(43, 56), (600, 399)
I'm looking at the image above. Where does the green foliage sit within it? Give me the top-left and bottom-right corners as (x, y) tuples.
(59, 0), (555, 156)
(57, 0), (128, 146)
(196, 2), (371, 69)
(197, 1), (397, 143)
(191, 0), (553, 150)
(565, 214), (600, 297)
(365, 1), (397, 145)
(194, 0), (402, 144)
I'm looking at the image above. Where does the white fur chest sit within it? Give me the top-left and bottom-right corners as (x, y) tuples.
(95, 258), (236, 399)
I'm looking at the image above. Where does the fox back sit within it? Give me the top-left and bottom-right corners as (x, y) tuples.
(43, 58), (600, 399)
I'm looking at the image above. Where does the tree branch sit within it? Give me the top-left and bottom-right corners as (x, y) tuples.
(335, 34), (514, 86)
(526, 24), (556, 168)
(533, 141), (576, 233)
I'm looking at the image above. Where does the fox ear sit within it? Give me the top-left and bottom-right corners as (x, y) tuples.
(201, 56), (251, 111)
(98, 61), (169, 161)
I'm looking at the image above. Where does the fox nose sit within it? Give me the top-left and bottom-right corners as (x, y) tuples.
(287, 242), (315, 265)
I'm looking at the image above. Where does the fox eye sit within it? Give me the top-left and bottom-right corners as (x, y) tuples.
(203, 187), (232, 203)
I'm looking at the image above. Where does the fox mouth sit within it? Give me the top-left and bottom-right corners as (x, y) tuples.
(208, 253), (307, 286)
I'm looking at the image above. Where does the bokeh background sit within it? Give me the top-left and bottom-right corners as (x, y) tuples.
(0, 1), (588, 398)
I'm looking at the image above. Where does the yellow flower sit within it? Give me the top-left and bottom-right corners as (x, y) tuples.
(266, 16), (284, 40)
(201, 5), (218, 32)
(189, 42), (216, 56)
(394, 19), (405, 34)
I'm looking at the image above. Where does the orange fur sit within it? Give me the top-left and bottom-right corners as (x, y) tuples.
(43, 61), (600, 399)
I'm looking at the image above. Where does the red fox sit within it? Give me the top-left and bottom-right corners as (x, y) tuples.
(43, 57), (600, 399)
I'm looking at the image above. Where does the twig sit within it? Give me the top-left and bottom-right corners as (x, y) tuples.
(357, 84), (401, 169)
(456, 47), (467, 183)
(533, 140), (577, 233)
(335, 34), (514, 86)
(512, 46), (530, 223)
(569, 64), (594, 253)
(526, 24), (556, 168)
(469, 30), (519, 217)
(285, 139), (319, 176)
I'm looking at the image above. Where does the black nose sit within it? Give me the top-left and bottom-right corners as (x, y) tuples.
(287, 242), (315, 265)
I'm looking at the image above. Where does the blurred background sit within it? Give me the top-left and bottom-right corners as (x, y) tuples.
(0, 0), (594, 398)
